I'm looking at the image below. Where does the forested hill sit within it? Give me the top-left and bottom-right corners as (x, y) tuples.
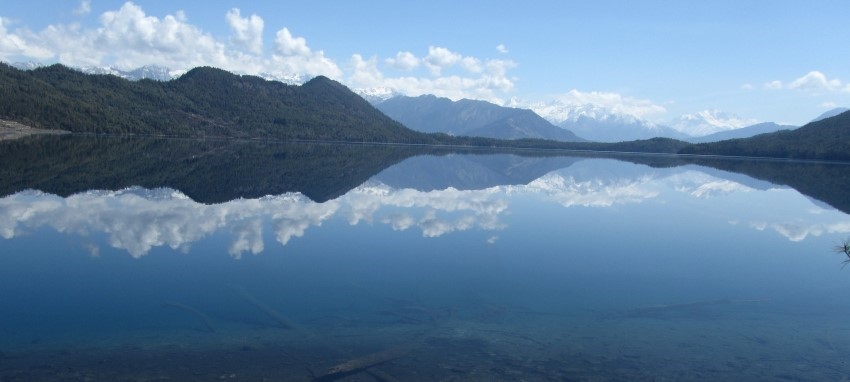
(0, 63), (433, 143)
(680, 111), (850, 161)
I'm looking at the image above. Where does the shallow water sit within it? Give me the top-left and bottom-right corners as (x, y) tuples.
(1, 139), (849, 381)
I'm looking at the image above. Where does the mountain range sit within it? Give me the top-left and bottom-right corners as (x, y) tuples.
(4, 62), (849, 161)
(374, 95), (583, 142)
(10, 62), (845, 147)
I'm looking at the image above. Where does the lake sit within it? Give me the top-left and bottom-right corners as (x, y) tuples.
(1, 135), (849, 381)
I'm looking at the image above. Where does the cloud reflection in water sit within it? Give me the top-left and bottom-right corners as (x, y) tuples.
(2, 165), (848, 258)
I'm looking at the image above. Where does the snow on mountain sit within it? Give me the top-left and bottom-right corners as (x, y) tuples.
(354, 87), (403, 104)
(77, 65), (179, 81)
(521, 99), (647, 126)
(669, 109), (758, 137)
(11, 61), (46, 70)
(506, 98), (684, 142)
(256, 71), (309, 85)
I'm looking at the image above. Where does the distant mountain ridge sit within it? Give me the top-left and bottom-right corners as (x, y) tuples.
(669, 109), (758, 137)
(687, 122), (796, 143)
(811, 107), (850, 123)
(375, 95), (584, 142)
(680, 110), (850, 161)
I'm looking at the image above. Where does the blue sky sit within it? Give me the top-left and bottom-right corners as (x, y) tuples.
(1, 0), (848, 126)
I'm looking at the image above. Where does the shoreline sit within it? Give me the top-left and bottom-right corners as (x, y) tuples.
(0, 119), (69, 141)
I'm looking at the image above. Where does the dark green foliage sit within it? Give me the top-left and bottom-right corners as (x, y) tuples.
(679, 111), (850, 161)
(0, 63), (434, 143)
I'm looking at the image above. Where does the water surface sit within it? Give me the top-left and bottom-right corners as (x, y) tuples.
(1, 137), (849, 381)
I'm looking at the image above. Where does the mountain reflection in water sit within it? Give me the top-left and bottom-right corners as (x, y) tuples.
(1, 137), (850, 381)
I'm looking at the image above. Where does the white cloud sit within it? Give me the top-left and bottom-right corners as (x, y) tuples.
(513, 90), (667, 124)
(424, 46), (461, 76)
(74, 0), (92, 16)
(385, 51), (420, 70)
(821, 101), (838, 108)
(764, 80), (784, 90)
(2, 3), (517, 102)
(789, 71), (842, 92)
(274, 27), (308, 56)
(349, 52), (517, 103)
(0, 17), (55, 60)
(765, 71), (849, 94)
(225, 8), (264, 55)
(0, 2), (339, 78)
(271, 27), (342, 78)
(496, 44), (508, 54)
(740, 83), (754, 90)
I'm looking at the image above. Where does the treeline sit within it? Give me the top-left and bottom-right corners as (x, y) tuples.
(679, 111), (850, 161)
(0, 63), (433, 143)
(0, 63), (690, 154)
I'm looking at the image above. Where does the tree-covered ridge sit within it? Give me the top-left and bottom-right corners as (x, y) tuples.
(680, 111), (850, 161)
(0, 63), (433, 143)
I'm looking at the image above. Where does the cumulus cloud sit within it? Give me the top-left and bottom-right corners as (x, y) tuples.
(764, 80), (783, 90)
(271, 27), (342, 78)
(0, 2), (340, 78)
(349, 50), (517, 103)
(2, 2), (518, 102)
(424, 46), (461, 76)
(496, 44), (508, 54)
(74, 0), (92, 16)
(385, 51), (420, 70)
(226, 8), (264, 55)
(789, 71), (842, 91)
(765, 71), (849, 93)
(0, 17), (55, 60)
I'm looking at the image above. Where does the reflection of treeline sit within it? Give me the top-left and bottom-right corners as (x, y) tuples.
(623, 155), (850, 215)
(0, 135), (429, 203)
(3, 135), (848, 214)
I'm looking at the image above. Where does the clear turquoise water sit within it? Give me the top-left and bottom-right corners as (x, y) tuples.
(1, 152), (849, 380)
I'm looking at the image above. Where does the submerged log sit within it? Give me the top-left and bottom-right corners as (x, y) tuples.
(161, 301), (216, 333)
(232, 285), (300, 330)
(311, 341), (416, 382)
(365, 367), (403, 382)
(615, 298), (770, 319)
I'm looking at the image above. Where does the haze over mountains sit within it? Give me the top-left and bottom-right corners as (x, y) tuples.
(374, 95), (583, 142)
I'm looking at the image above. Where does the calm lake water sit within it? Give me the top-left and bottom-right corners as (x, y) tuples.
(1, 136), (849, 381)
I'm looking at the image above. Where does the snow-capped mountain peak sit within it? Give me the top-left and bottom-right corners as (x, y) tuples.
(256, 71), (309, 85)
(669, 109), (758, 136)
(354, 87), (403, 104)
